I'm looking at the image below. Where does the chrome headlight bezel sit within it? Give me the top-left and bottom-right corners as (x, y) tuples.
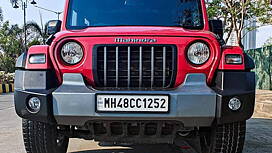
(186, 41), (211, 65)
(60, 41), (84, 65)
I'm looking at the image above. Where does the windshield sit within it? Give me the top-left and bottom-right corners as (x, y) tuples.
(66, 0), (204, 30)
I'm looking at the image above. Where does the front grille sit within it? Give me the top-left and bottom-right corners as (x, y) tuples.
(87, 121), (181, 144)
(94, 45), (177, 89)
(92, 121), (176, 136)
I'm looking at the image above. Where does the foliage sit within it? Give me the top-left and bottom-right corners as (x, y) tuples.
(0, 20), (48, 73)
(0, 71), (14, 84)
(246, 46), (272, 90)
(26, 21), (49, 44)
(264, 37), (272, 47)
(0, 22), (24, 73)
(28, 39), (41, 47)
(206, 0), (272, 47)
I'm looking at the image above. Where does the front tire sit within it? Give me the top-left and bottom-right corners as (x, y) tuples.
(200, 121), (246, 153)
(22, 119), (69, 153)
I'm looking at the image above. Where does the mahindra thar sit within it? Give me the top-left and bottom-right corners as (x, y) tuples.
(14, 0), (256, 153)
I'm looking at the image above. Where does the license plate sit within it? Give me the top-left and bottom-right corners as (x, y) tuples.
(96, 95), (169, 112)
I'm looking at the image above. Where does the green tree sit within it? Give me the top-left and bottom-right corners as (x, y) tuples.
(0, 21), (24, 72)
(26, 21), (49, 44)
(206, 0), (272, 47)
(0, 20), (49, 73)
(264, 37), (272, 47)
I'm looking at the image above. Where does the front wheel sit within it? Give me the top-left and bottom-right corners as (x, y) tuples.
(22, 119), (69, 153)
(200, 121), (246, 153)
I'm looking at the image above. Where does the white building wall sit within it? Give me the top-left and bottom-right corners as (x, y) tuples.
(242, 20), (257, 50)
(256, 25), (272, 48)
(242, 18), (272, 49)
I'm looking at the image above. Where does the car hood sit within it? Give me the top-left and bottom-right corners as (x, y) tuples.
(54, 26), (217, 41)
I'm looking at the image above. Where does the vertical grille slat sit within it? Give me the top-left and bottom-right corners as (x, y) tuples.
(128, 46), (131, 87)
(104, 46), (107, 86)
(95, 45), (176, 89)
(163, 47), (166, 87)
(151, 47), (155, 88)
(116, 47), (119, 87)
(139, 46), (143, 88)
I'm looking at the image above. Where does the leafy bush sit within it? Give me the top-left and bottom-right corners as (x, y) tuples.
(0, 71), (14, 84)
(0, 22), (23, 73)
(246, 46), (272, 90)
(0, 54), (16, 73)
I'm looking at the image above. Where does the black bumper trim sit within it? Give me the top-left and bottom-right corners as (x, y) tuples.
(14, 90), (55, 124)
(214, 71), (256, 124)
(14, 70), (256, 126)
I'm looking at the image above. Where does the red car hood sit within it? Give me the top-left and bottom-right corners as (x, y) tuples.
(54, 26), (216, 40)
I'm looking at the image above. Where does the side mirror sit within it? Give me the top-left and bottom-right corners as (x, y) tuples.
(46, 20), (62, 35)
(209, 20), (224, 39)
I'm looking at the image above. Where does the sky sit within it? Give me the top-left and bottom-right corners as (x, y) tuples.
(0, 0), (65, 27)
(0, 0), (271, 48)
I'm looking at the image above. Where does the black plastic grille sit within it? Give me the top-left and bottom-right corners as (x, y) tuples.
(91, 121), (177, 137)
(94, 45), (177, 89)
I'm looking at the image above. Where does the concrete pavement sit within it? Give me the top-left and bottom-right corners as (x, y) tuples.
(1, 93), (272, 153)
(254, 90), (272, 118)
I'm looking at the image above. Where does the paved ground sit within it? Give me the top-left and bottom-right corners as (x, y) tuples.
(1, 93), (272, 153)
(254, 90), (272, 118)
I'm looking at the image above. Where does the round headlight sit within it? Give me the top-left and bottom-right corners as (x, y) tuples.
(61, 42), (83, 65)
(187, 42), (210, 65)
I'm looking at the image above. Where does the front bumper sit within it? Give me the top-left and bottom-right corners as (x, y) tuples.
(14, 71), (255, 127)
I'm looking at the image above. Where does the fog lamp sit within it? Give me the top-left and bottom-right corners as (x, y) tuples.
(27, 97), (41, 113)
(228, 98), (241, 111)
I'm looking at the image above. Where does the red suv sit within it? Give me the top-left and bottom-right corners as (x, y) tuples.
(14, 0), (256, 153)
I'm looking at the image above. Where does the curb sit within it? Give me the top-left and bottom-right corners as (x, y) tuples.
(254, 102), (272, 118)
(254, 90), (272, 118)
(0, 84), (14, 93)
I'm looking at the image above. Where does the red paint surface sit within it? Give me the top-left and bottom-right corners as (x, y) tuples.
(25, 45), (51, 70)
(48, 27), (221, 87)
(200, 0), (210, 31)
(26, 0), (244, 87)
(218, 46), (245, 70)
